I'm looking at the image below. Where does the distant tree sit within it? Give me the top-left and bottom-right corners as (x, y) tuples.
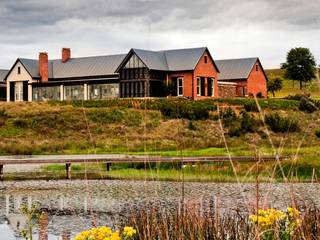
(267, 76), (283, 97)
(281, 48), (317, 90)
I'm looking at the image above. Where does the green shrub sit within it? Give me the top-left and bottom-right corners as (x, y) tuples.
(228, 126), (241, 137)
(220, 108), (237, 127)
(244, 101), (259, 112)
(239, 111), (256, 133)
(265, 113), (299, 133)
(157, 100), (213, 120)
(315, 129), (320, 138)
(123, 111), (142, 127)
(0, 108), (7, 117)
(88, 108), (125, 124)
(299, 98), (318, 113)
(188, 121), (197, 131)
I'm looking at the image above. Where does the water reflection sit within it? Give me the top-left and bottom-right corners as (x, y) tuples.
(0, 180), (319, 239)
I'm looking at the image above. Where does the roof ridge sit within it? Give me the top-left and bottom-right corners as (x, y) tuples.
(216, 57), (258, 61)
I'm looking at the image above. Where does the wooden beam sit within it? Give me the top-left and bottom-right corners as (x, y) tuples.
(0, 154), (290, 165)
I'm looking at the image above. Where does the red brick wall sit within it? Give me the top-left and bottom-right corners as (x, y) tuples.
(247, 61), (267, 97)
(193, 50), (219, 99)
(168, 72), (193, 98)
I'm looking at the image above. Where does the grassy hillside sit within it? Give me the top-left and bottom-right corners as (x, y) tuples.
(0, 98), (318, 156)
(0, 98), (319, 181)
(265, 68), (320, 99)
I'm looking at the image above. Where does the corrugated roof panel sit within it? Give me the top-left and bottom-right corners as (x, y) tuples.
(52, 54), (126, 79)
(19, 58), (40, 78)
(164, 47), (206, 71)
(132, 49), (168, 71)
(215, 58), (258, 80)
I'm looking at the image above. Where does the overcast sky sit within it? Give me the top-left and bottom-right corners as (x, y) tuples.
(0, 0), (319, 69)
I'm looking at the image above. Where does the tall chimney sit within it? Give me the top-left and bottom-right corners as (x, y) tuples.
(62, 48), (71, 63)
(39, 52), (48, 82)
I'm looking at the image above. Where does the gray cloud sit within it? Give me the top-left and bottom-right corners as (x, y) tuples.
(0, 0), (319, 68)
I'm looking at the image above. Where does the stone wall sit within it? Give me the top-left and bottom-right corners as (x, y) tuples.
(218, 84), (237, 98)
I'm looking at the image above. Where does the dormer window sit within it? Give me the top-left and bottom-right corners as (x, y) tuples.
(18, 66), (21, 74)
(204, 56), (208, 64)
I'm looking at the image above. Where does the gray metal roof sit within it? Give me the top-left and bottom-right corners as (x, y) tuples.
(215, 58), (258, 80)
(0, 69), (9, 82)
(133, 49), (168, 71)
(51, 54), (126, 79)
(19, 54), (126, 79)
(132, 47), (207, 71)
(164, 47), (207, 71)
(12, 47), (212, 80)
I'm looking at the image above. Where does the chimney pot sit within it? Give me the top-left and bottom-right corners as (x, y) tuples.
(62, 48), (71, 63)
(39, 52), (48, 82)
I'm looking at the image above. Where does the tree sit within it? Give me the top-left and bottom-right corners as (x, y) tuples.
(281, 48), (317, 90)
(267, 76), (283, 97)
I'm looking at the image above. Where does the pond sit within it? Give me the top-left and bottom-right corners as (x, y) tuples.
(0, 180), (319, 239)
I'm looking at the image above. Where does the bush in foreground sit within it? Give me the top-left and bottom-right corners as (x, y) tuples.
(265, 113), (299, 133)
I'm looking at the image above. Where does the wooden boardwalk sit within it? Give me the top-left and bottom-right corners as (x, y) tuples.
(0, 154), (289, 180)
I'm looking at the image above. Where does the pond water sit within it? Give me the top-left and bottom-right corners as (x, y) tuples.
(0, 180), (319, 239)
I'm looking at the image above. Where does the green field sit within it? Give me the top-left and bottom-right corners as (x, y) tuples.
(265, 68), (320, 99)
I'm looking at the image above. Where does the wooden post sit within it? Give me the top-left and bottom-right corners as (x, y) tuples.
(106, 163), (111, 172)
(0, 164), (3, 181)
(66, 163), (71, 179)
(38, 212), (48, 240)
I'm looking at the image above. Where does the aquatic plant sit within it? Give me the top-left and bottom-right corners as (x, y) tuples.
(20, 201), (43, 240)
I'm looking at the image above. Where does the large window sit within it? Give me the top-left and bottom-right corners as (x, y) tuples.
(177, 77), (183, 96)
(196, 77), (201, 96)
(207, 78), (214, 97)
(120, 53), (148, 80)
(64, 85), (84, 100)
(15, 82), (23, 101)
(89, 84), (119, 99)
(33, 86), (60, 101)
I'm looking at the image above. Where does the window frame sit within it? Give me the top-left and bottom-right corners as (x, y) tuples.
(177, 77), (184, 96)
(210, 78), (215, 97)
(196, 77), (201, 96)
(17, 67), (21, 75)
(204, 56), (208, 64)
(15, 81), (23, 101)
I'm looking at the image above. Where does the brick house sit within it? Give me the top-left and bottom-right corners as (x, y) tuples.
(4, 47), (219, 102)
(216, 58), (268, 97)
(116, 47), (219, 99)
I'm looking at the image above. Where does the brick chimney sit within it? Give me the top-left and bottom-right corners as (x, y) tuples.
(39, 52), (48, 82)
(62, 48), (71, 63)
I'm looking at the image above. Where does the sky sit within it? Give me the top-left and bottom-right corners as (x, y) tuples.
(0, 0), (319, 69)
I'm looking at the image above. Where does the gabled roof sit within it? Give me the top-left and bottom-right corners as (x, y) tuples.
(133, 49), (168, 71)
(164, 47), (208, 71)
(0, 69), (9, 82)
(6, 47), (219, 81)
(215, 58), (259, 81)
(117, 47), (219, 72)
